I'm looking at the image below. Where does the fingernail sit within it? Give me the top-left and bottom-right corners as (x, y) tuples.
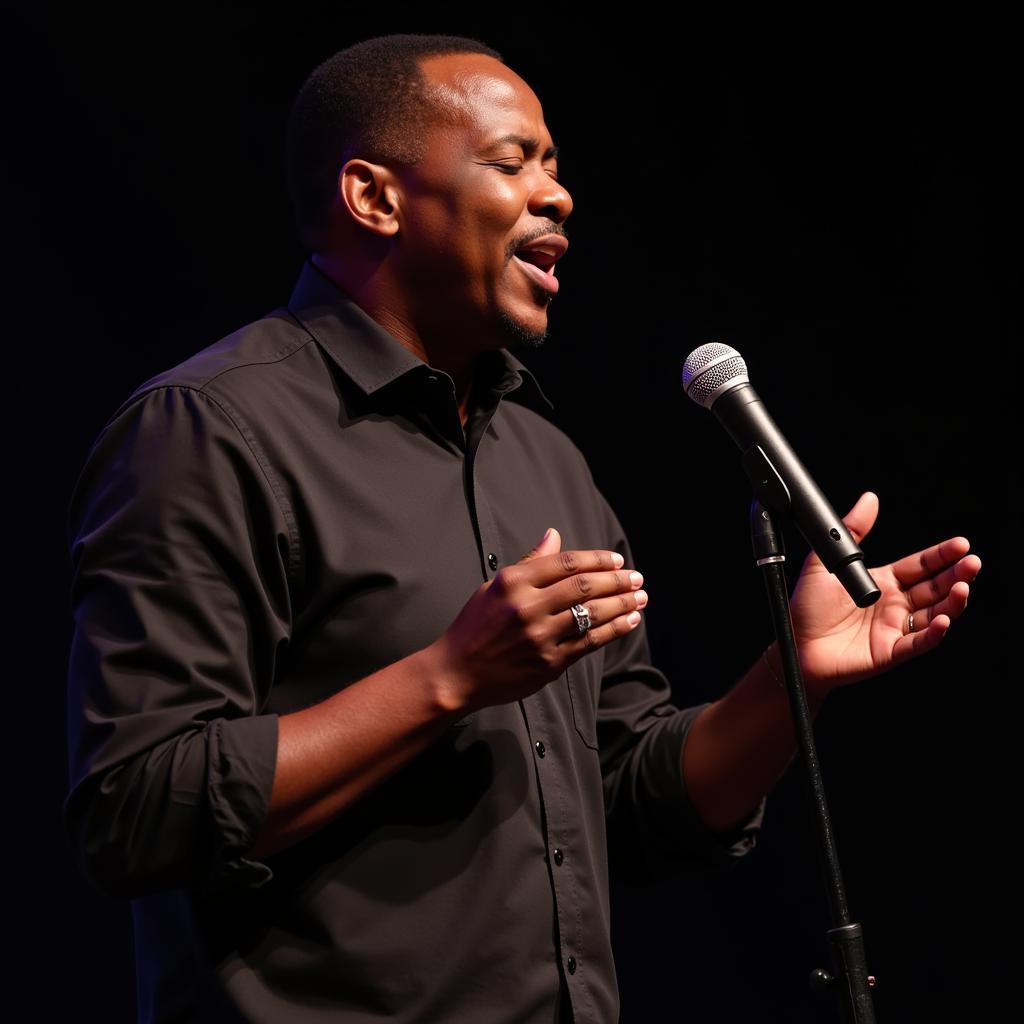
(635, 590), (649, 608)
(612, 552), (625, 568)
(629, 571), (644, 588)
(627, 611), (642, 627)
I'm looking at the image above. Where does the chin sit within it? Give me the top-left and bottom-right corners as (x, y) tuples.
(496, 308), (550, 350)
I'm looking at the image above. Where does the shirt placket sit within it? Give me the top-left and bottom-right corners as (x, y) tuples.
(464, 386), (594, 1023)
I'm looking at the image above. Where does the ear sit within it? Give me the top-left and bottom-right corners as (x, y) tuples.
(337, 159), (401, 239)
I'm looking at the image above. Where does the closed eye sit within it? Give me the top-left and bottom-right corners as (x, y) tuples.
(491, 162), (559, 181)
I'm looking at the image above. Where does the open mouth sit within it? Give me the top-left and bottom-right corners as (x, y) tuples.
(512, 236), (567, 296)
(513, 252), (560, 295)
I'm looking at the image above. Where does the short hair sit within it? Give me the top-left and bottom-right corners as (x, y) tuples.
(285, 33), (504, 252)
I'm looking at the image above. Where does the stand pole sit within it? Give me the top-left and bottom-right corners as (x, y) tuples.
(751, 500), (877, 1023)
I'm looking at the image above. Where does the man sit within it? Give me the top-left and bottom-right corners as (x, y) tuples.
(64, 33), (980, 1023)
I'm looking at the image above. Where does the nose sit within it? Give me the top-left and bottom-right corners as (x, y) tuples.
(528, 175), (573, 223)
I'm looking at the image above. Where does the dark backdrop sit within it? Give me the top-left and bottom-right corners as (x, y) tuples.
(5, 9), (1016, 1022)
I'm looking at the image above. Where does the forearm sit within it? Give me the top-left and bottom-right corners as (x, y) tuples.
(249, 642), (465, 859)
(681, 642), (827, 833)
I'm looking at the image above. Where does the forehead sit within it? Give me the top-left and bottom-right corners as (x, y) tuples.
(418, 53), (550, 148)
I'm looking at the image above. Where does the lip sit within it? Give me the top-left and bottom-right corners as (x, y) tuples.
(515, 234), (569, 261)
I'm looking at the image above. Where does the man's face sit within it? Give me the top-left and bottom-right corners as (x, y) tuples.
(392, 53), (572, 350)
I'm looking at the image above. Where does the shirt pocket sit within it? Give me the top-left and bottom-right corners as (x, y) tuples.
(565, 661), (600, 751)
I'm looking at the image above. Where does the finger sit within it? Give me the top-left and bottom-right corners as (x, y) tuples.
(540, 565), (643, 616)
(517, 526), (561, 563)
(506, 547), (627, 590)
(801, 491), (879, 573)
(890, 536), (974, 589)
(554, 589), (649, 643)
(558, 605), (645, 659)
(892, 613), (951, 666)
(841, 491), (880, 545)
(904, 581), (971, 632)
(902, 556), (981, 614)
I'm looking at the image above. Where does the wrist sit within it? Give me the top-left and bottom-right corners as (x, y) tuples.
(419, 640), (476, 719)
(762, 642), (829, 711)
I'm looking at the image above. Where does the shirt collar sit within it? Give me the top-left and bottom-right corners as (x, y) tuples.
(285, 259), (555, 414)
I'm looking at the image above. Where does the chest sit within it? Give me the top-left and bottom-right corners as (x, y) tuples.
(263, 408), (608, 719)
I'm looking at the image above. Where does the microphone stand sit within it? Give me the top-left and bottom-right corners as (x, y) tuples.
(747, 471), (878, 1022)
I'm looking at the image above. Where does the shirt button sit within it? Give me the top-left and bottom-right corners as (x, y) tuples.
(488, 552), (499, 570)
(553, 848), (564, 866)
(567, 956), (577, 975)
(535, 740), (546, 758)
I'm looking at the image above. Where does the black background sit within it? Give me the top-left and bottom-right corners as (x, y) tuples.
(5, 8), (1016, 1022)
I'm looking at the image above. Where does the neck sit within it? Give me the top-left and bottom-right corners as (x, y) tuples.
(311, 252), (481, 426)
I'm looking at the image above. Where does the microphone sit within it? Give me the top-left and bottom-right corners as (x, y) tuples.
(682, 343), (880, 608)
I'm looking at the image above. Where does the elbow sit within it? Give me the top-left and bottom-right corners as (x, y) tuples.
(64, 777), (138, 900)
(65, 717), (279, 898)
(73, 831), (163, 902)
(64, 762), (209, 901)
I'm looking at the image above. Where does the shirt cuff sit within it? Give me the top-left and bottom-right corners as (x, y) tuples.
(637, 703), (765, 875)
(199, 713), (280, 896)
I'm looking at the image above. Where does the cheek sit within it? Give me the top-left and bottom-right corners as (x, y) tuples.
(401, 176), (521, 280)
(453, 170), (523, 239)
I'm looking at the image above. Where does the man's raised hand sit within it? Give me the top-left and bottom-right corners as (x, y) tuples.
(429, 527), (648, 715)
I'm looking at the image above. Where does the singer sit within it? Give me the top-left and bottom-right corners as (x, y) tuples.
(63, 34), (981, 1023)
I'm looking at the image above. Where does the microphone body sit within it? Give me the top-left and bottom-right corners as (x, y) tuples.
(683, 344), (880, 607)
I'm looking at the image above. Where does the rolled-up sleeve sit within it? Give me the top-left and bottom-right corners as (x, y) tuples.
(64, 384), (292, 900)
(592, 489), (764, 885)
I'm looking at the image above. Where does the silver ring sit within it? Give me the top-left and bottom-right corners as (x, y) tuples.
(906, 612), (915, 635)
(570, 603), (592, 634)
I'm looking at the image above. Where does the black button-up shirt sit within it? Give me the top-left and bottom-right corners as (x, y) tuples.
(64, 260), (762, 1023)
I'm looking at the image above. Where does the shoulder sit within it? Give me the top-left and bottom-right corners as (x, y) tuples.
(69, 308), (317, 533)
(115, 307), (317, 417)
(82, 306), (333, 475)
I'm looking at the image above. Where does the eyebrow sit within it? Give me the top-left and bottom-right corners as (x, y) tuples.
(479, 134), (560, 161)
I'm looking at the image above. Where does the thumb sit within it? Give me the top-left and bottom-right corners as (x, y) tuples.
(842, 491), (879, 545)
(519, 526), (561, 563)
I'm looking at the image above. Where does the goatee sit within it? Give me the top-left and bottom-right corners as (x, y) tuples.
(497, 307), (550, 350)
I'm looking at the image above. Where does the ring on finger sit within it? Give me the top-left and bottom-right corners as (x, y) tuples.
(570, 603), (592, 635)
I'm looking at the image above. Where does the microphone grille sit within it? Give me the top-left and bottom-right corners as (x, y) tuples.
(681, 343), (749, 409)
